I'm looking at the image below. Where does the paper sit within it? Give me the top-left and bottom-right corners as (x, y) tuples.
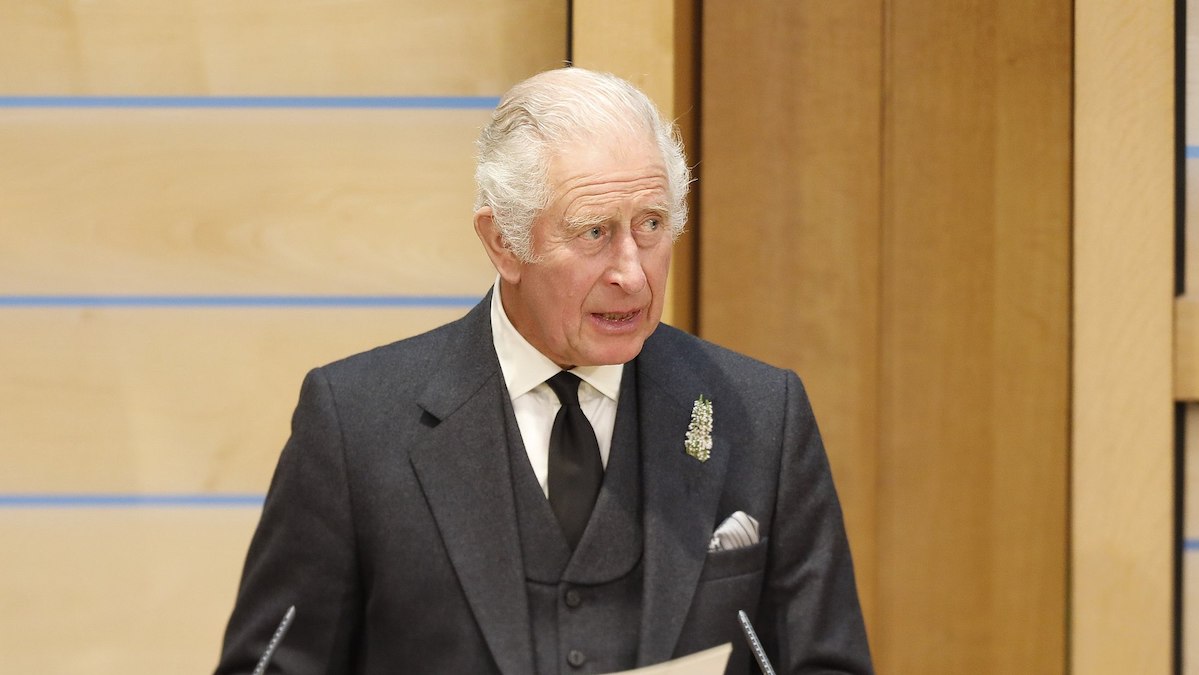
(610, 643), (732, 674)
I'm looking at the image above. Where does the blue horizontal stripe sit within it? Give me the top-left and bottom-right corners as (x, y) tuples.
(1187, 146), (1199, 159)
(0, 493), (264, 508)
(0, 95), (500, 109)
(1186, 539), (1199, 551)
(0, 294), (480, 308)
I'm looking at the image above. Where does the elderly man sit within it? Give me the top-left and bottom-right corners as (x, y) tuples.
(216, 68), (871, 674)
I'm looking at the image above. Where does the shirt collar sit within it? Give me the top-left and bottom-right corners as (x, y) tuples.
(490, 277), (623, 401)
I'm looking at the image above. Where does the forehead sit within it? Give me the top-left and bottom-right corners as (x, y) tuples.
(546, 136), (669, 214)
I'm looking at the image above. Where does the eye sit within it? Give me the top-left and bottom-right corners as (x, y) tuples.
(645, 218), (661, 231)
(583, 225), (604, 240)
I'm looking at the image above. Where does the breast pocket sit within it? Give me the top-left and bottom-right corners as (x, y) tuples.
(675, 537), (772, 658)
(697, 537), (769, 582)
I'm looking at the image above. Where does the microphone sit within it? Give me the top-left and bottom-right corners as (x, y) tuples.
(252, 605), (295, 675)
(737, 610), (776, 675)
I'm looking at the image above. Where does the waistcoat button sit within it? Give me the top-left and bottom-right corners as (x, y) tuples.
(565, 588), (582, 608)
(567, 649), (587, 668)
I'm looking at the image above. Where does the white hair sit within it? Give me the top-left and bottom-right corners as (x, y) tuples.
(474, 67), (690, 262)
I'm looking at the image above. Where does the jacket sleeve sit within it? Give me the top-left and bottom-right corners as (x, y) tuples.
(758, 370), (873, 674)
(215, 368), (362, 674)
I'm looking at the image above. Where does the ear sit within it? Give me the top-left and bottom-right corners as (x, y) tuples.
(473, 206), (523, 284)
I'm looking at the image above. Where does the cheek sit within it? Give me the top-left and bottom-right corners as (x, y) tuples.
(646, 249), (672, 287)
(551, 271), (594, 320)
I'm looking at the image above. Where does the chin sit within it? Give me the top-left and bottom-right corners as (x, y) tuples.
(584, 338), (650, 366)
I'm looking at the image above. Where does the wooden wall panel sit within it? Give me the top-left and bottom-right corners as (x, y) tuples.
(0, 2), (568, 671)
(699, 0), (883, 637)
(0, 0), (565, 95)
(0, 509), (259, 673)
(700, 0), (1070, 671)
(989, 1), (1072, 669)
(1, 109), (494, 295)
(879, 1), (1070, 671)
(0, 308), (469, 493)
(572, 0), (687, 110)
(1072, 0), (1175, 671)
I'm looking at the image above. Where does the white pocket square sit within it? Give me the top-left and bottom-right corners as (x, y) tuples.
(708, 511), (760, 552)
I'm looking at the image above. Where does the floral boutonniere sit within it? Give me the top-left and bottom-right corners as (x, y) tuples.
(684, 394), (713, 462)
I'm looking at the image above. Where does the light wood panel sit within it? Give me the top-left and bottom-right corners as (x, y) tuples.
(1073, 0), (1175, 671)
(0, 2), (569, 672)
(1187, 0), (1199, 144)
(1, 108), (496, 295)
(1179, 297), (1199, 400)
(572, 0), (688, 111)
(0, 308), (469, 493)
(699, 0), (883, 638)
(571, 0), (698, 331)
(0, 0), (566, 95)
(0, 509), (260, 672)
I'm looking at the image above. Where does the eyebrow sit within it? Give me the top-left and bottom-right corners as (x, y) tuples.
(563, 203), (671, 233)
(563, 212), (612, 233)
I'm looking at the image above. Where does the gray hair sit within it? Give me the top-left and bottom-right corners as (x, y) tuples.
(474, 67), (690, 262)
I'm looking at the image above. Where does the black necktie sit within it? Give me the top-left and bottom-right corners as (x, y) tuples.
(546, 371), (603, 550)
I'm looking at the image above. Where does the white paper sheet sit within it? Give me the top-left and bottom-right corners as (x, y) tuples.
(609, 643), (732, 674)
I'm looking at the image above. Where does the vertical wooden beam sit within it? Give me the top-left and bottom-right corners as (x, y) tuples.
(1072, 0), (1176, 671)
(879, 0), (1070, 670)
(699, 0), (883, 641)
(571, 0), (698, 332)
(879, 5), (1000, 663)
(990, 1), (1072, 670)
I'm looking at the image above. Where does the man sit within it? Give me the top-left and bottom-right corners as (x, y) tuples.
(216, 67), (871, 674)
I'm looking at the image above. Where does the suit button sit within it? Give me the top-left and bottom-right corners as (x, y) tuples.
(564, 589), (582, 608)
(567, 649), (586, 668)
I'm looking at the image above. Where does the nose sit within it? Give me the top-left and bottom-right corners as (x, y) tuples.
(606, 230), (647, 294)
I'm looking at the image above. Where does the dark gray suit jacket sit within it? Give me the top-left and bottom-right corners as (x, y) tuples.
(215, 296), (872, 674)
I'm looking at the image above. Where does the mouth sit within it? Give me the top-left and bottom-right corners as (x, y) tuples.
(593, 310), (640, 323)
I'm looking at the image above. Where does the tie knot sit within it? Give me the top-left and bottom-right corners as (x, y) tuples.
(547, 371), (583, 407)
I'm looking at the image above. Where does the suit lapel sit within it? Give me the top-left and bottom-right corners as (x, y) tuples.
(635, 332), (732, 665)
(408, 297), (534, 675)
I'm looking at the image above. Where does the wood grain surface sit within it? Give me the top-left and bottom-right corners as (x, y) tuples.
(0, 1), (567, 670)
(1, 108), (496, 295)
(0, 308), (471, 493)
(0, 0), (566, 95)
(699, 0), (884, 641)
(881, 0), (1071, 671)
(0, 509), (260, 673)
(1073, 0), (1175, 671)
(700, 1), (1071, 671)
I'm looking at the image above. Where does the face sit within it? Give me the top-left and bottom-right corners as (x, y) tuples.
(486, 136), (673, 368)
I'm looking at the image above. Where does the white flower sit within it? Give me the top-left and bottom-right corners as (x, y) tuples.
(684, 395), (713, 462)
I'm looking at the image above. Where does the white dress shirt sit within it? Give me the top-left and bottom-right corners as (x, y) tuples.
(489, 278), (623, 497)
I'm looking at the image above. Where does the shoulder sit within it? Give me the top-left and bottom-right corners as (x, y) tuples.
(307, 299), (490, 399)
(642, 323), (794, 386)
(323, 319), (460, 376)
(638, 323), (807, 422)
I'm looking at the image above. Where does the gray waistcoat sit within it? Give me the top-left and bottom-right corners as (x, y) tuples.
(503, 369), (644, 675)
